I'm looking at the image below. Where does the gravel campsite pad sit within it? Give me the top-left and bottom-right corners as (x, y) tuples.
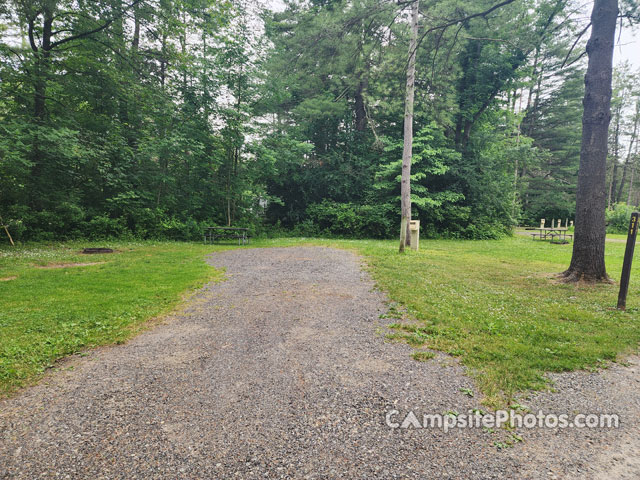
(1, 247), (638, 479)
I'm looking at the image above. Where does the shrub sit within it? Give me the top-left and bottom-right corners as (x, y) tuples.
(304, 201), (395, 238)
(357, 204), (395, 238)
(85, 215), (127, 239)
(306, 201), (360, 236)
(157, 216), (203, 241)
(128, 208), (165, 238)
(20, 206), (82, 241)
(606, 203), (637, 234)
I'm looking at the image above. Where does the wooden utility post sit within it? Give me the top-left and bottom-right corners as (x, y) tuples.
(617, 211), (639, 310)
(399, 0), (418, 253)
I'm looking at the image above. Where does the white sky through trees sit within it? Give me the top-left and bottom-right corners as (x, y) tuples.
(265, 0), (639, 68)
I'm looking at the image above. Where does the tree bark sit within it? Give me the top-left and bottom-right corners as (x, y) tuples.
(354, 78), (368, 132)
(132, 4), (140, 54)
(527, 65), (544, 137)
(525, 46), (540, 115)
(399, 0), (418, 253)
(628, 161), (636, 205)
(607, 101), (622, 207)
(628, 138), (639, 205)
(28, 6), (54, 208)
(562, 0), (618, 282)
(615, 100), (640, 203)
(608, 160), (619, 208)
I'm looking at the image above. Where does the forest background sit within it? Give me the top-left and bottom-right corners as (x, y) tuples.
(1, 0), (639, 242)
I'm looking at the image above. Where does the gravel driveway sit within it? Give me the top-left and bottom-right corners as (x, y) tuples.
(0, 247), (638, 479)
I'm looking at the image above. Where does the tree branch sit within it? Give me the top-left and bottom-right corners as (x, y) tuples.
(27, 19), (38, 52)
(561, 21), (591, 68)
(414, 0), (518, 56)
(50, 0), (144, 49)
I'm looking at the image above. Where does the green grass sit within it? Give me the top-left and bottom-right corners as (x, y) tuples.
(411, 350), (436, 362)
(606, 232), (632, 241)
(0, 240), (229, 396)
(2, 236), (639, 408)
(329, 236), (640, 407)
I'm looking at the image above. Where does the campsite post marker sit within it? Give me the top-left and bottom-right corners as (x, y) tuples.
(617, 212), (639, 310)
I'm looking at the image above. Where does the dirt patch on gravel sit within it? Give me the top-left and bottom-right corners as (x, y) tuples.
(33, 261), (106, 269)
(0, 246), (638, 479)
(512, 355), (640, 479)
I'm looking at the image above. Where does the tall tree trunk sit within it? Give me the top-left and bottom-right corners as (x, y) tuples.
(526, 65), (544, 137)
(615, 100), (640, 203)
(354, 77), (368, 132)
(525, 47), (540, 114)
(629, 136), (639, 205)
(608, 160), (619, 208)
(616, 157), (629, 205)
(399, 0), (418, 253)
(132, 4), (140, 53)
(115, 0), (133, 149)
(202, 25), (210, 120)
(628, 159), (636, 205)
(180, 10), (188, 96)
(29, 7), (54, 209)
(607, 102), (622, 207)
(33, 14), (52, 122)
(160, 34), (167, 90)
(562, 0), (618, 282)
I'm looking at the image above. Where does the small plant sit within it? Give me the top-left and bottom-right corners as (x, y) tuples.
(493, 441), (512, 450)
(460, 387), (474, 397)
(493, 433), (523, 449)
(509, 402), (530, 413)
(509, 433), (523, 443)
(411, 350), (436, 362)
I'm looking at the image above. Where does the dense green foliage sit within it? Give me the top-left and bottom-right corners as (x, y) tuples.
(606, 202), (637, 233)
(256, 0), (569, 238)
(1, 0), (264, 241)
(0, 0), (637, 241)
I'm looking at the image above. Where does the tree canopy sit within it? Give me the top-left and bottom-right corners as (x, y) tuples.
(0, 0), (638, 242)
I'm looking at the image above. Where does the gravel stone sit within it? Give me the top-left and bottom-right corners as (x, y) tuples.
(0, 247), (638, 479)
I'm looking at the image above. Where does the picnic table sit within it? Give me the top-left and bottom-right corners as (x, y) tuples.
(531, 227), (573, 243)
(204, 227), (250, 245)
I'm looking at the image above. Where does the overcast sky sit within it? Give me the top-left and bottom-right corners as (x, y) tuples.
(615, 27), (639, 68)
(265, 0), (639, 69)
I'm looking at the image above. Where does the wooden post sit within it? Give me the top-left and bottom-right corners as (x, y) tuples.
(398, 0), (419, 253)
(617, 211), (639, 310)
(0, 214), (14, 247)
(409, 220), (420, 251)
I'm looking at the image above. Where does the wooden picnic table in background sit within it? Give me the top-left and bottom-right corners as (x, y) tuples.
(204, 226), (250, 245)
(531, 227), (572, 243)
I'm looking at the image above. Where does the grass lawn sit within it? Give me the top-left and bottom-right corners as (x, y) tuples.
(606, 232), (633, 241)
(1, 236), (639, 408)
(334, 236), (640, 407)
(0, 241), (227, 396)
